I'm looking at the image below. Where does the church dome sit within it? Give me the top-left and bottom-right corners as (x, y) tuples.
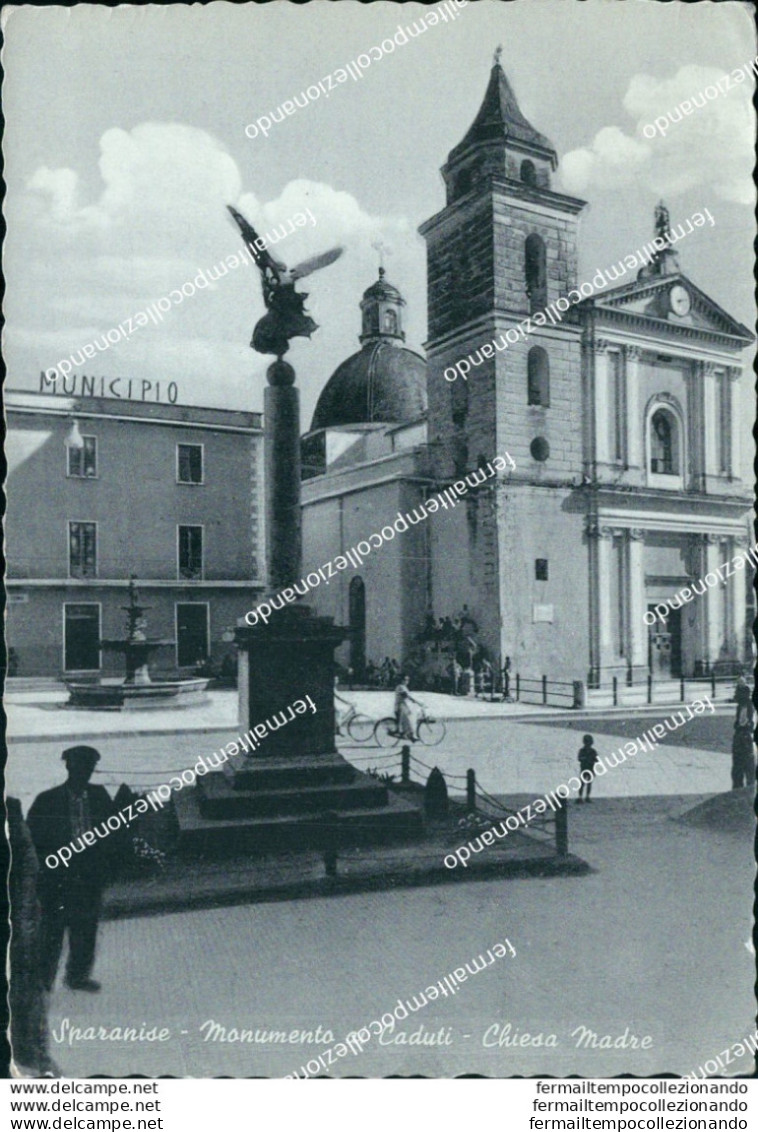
(310, 268), (428, 429)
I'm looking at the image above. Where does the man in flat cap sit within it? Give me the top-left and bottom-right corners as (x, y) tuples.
(27, 746), (116, 993)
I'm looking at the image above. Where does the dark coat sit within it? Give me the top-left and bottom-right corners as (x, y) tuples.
(578, 746), (599, 771)
(8, 797), (52, 1071)
(732, 727), (755, 760)
(27, 782), (116, 888)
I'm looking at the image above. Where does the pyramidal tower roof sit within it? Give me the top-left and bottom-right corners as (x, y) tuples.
(448, 50), (558, 169)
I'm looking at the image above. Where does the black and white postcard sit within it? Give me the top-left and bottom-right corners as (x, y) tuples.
(3, 0), (756, 1085)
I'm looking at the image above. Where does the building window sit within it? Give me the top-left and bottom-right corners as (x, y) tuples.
(63, 603), (101, 671)
(67, 437), (97, 478)
(527, 347), (550, 406)
(530, 436), (550, 462)
(520, 159), (537, 187)
(69, 522), (97, 578)
(456, 168), (472, 197)
(535, 559), (548, 581)
(177, 443), (203, 484)
(383, 310), (398, 334)
(178, 525), (203, 579)
(450, 378), (469, 427)
(525, 234), (547, 313)
(176, 602), (209, 667)
(650, 408), (678, 475)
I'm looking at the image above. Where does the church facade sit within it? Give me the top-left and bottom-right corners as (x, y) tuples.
(301, 59), (753, 688)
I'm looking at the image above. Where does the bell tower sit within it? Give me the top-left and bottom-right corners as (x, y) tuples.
(418, 52), (590, 675)
(419, 49), (587, 477)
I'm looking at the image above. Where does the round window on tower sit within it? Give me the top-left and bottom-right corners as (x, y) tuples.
(530, 436), (550, 462)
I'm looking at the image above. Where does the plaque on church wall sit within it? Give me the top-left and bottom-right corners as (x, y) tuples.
(2, 0), (756, 1102)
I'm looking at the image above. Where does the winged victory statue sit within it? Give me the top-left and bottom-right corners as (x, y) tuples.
(227, 205), (343, 359)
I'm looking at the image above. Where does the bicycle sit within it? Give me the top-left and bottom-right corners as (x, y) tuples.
(374, 704), (446, 748)
(336, 701), (375, 743)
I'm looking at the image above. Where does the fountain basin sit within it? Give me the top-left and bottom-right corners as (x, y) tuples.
(65, 677), (210, 711)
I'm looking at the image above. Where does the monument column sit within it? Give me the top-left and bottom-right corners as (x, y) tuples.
(235, 354), (345, 754)
(265, 359), (302, 590)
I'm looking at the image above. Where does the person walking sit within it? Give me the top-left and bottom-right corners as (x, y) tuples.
(577, 734), (600, 803)
(448, 658), (462, 696)
(478, 657), (493, 699)
(26, 746), (117, 993)
(731, 680), (755, 789)
(502, 656), (512, 702)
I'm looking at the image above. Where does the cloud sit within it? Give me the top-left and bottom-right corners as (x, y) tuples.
(560, 63), (755, 204)
(27, 124), (242, 237)
(27, 167), (82, 225)
(9, 123), (409, 404)
(561, 127), (649, 192)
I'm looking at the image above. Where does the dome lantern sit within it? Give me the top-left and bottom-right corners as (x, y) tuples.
(359, 267), (406, 345)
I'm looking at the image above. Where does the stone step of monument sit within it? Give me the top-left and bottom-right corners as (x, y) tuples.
(173, 786), (424, 856)
(196, 768), (389, 820)
(222, 752), (356, 792)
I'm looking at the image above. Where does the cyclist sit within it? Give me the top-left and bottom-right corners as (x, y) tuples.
(394, 674), (423, 742)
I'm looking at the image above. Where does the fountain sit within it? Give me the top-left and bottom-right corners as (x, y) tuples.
(65, 577), (210, 710)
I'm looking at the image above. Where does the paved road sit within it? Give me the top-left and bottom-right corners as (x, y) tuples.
(44, 795), (754, 1079)
(8, 707), (736, 818)
(343, 709), (736, 803)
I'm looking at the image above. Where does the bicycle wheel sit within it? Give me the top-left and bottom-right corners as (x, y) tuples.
(374, 718), (401, 748)
(347, 713), (375, 743)
(417, 717), (446, 746)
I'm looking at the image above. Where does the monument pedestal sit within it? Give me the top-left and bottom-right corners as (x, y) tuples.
(175, 605), (424, 856)
(236, 604), (343, 756)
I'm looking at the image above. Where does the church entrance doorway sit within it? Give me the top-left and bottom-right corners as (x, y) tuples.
(648, 605), (682, 678)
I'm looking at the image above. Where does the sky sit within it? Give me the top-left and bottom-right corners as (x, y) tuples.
(2, 0), (756, 440)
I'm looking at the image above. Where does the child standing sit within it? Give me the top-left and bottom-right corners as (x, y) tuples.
(577, 733), (599, 803)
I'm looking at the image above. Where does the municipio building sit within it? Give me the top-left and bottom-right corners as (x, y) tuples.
(6, 384), (264, 679)
(300, 57), (754, 688)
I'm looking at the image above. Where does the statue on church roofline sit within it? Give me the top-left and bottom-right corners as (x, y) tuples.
(654, 200), (670, 241)
(637, 199), (682, 280)
(226, 205), (343, 359)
